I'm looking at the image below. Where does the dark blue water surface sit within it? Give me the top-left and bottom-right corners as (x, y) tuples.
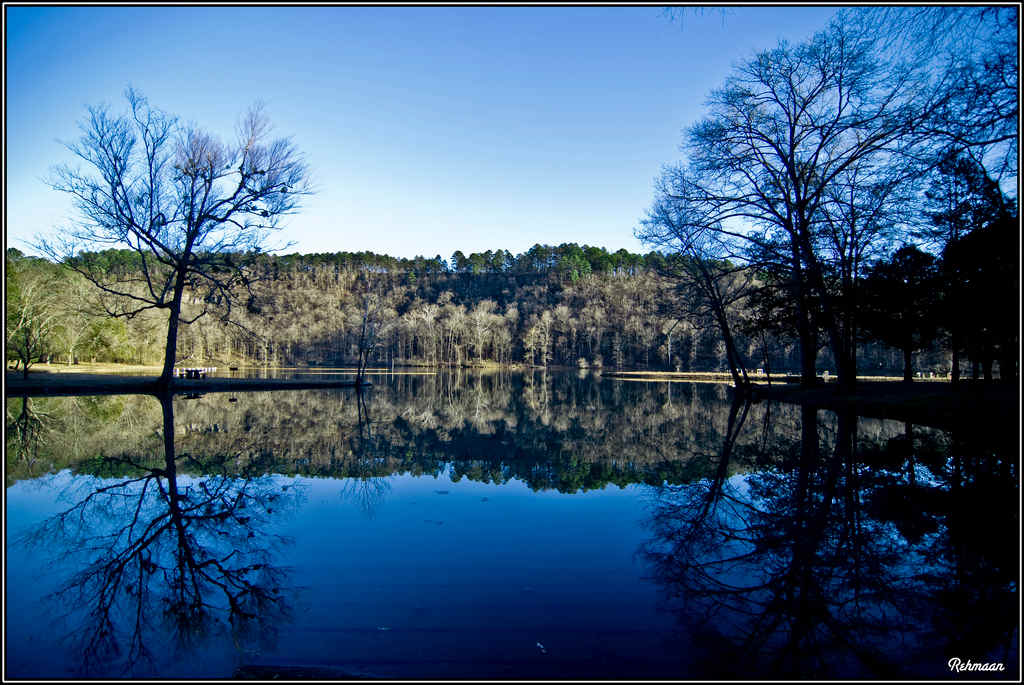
(5, 372), (1019, 679)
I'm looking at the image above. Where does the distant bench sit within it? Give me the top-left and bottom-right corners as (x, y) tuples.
(174, 367), (217, 379)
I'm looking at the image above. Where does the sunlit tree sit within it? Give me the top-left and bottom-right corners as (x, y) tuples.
(40, 89), (310, 386)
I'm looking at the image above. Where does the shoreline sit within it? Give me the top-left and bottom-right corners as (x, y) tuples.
(3, 370), (369, 397)
(5, 367), (1017, 433)
(745, 380), (1019, 432)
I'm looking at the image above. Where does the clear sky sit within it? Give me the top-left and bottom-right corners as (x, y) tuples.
(5, 5), (839, 261)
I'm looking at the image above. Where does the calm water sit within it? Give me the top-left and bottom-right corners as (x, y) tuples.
(5, 372), (1019, 679)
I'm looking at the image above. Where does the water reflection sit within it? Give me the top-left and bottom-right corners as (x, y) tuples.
(6, 394), (48, 478)
(5, 372), (1019, 679)
(6, 393), (159, 486)
(641, 401), (1019, 679)
(9, 373), (771, 492)
(14, 392), (303, 677)
(337, 390), (392, 518)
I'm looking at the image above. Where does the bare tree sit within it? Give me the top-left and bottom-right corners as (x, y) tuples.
(468, 299), (500, 362)
(642, 18), (949, 389)
(5, 255), (65, 377)
(815, 158), (919, 385)
(841, 6), (1018, 183)
(39, 88), (310, 387)
(52, 273), (98, 366)
(639, 191), (756, 388)
(347, 272), (397, 386)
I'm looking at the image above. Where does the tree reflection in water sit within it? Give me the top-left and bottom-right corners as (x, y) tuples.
(8, 374), (1017, 678)
(6, 394), (50, 478)
(18, 392), (304, 677)
(641, 401), (1018, 679)
(338, 389), (392, 517)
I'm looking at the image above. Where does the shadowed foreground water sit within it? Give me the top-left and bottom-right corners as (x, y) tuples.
(5, 371), (1019, 679)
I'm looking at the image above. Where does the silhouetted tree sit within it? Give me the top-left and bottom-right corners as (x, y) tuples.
(859, 246), (943, 382)
(923, 151), (1015, 383)
(941, 208), (1019, 383)
(844, 6), (1017, 180)
(642, 15), (953, 390)
(40, 88), (310, 387)
(638, 191), (755, 387)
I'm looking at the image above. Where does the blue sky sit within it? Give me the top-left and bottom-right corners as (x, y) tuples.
(5, 6), (839, 260)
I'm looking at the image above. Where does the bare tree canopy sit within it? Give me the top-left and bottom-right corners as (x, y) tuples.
(39, 88), (311, 386)
(639, 6), (1016, 389)
(839, 6), (1018, 183)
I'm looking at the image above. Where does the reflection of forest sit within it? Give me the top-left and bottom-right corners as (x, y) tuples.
(7, 372), (1016, 679)
(641, 404), (1019, 679)
(6, 372), (917, 492)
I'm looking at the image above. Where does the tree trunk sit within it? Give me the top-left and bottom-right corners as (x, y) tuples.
(799, 326), (817, 387)
(158, 277), (187, 387)
(999, 345), (1016, 385)
(712, 297), (747, 388)
(903, 345), (913, 383)
(950, 333), (961, 385)
(814, 272), (851, 390)
(839, 352), (857, 393)
(790, 255), (817, 387)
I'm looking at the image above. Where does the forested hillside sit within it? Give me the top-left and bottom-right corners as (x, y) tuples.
(7, 243), (947, 376)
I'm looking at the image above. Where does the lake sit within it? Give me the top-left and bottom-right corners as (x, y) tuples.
(4, 371), (1019, 679)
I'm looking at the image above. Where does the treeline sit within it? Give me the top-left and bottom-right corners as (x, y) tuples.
(57, 242), (661, 281)
(7, 242), (955, 376)
(6, 240), (971, 376)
